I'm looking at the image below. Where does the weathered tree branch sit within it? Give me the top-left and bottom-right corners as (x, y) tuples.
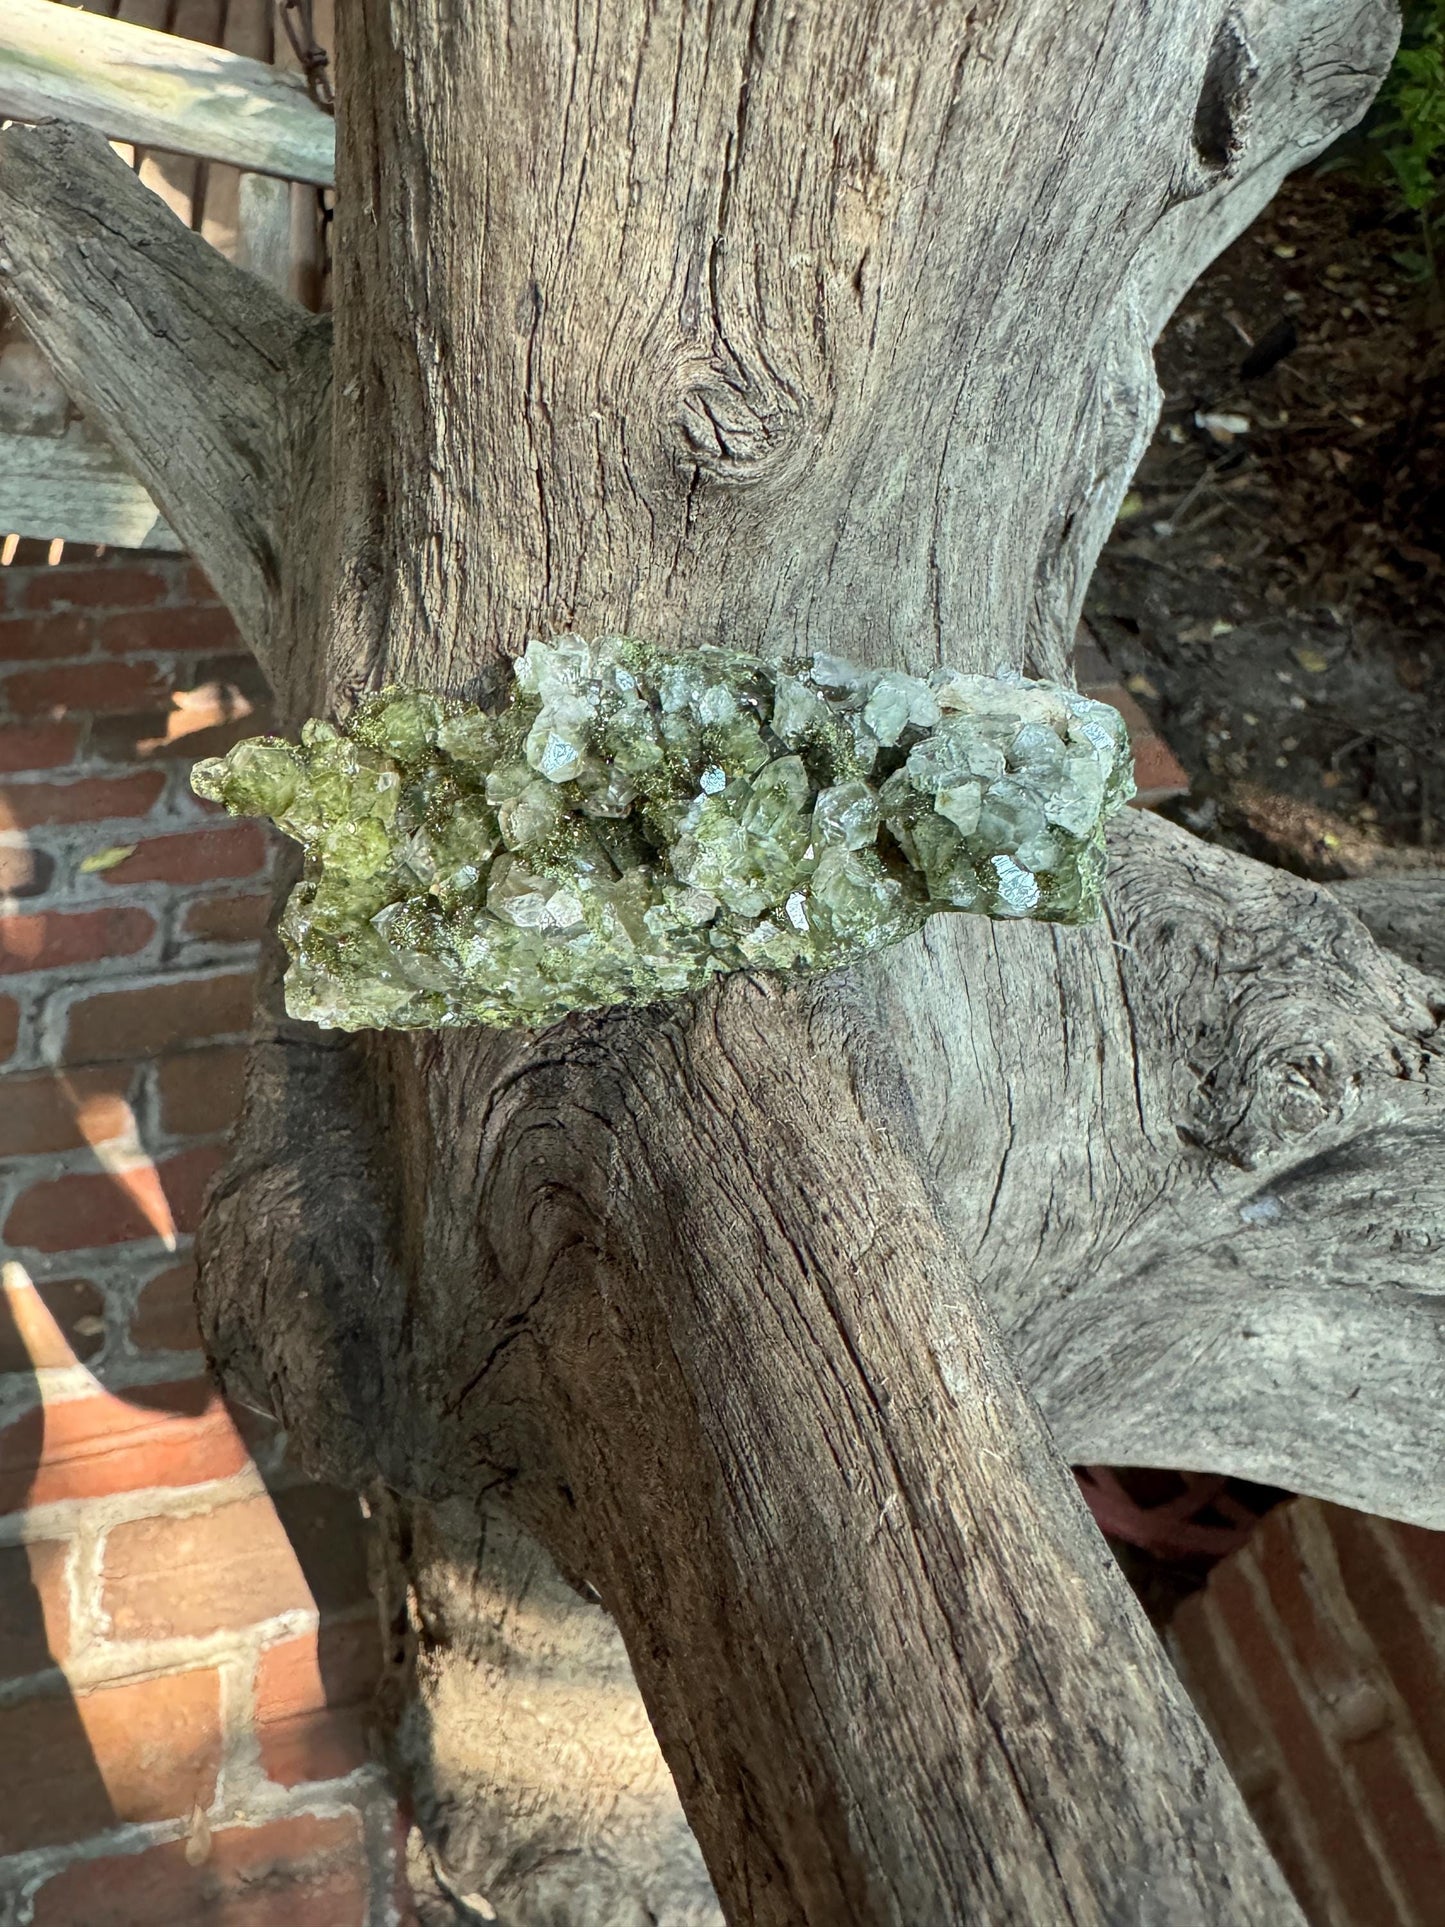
(970, 812), (1444, 1520)
(6, 0), (1423, 1917)
(380, 1491), (723, 1927)
(0, 121), (329, 677)
(1327, 873), (1445, 979)
(0, 0), (335, 185)
(207, 969), (1303, 1926)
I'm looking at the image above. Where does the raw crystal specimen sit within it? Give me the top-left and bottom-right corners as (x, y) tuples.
(191, 638), (1134, 1031)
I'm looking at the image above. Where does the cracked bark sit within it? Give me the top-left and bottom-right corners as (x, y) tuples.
(0, 0), (1430, 1921)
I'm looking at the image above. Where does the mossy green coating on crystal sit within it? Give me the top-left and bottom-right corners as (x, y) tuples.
(190, 638), (1134, 1031)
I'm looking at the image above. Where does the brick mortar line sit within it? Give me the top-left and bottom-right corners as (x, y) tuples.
(0, 959), (263, 1002)
(1294, 1508), (1445, 1847)
(0, 1608), (323, 1709)
(0, 645), (242, 677)
(0, 1343), (216, 1409)
(1166, 1609), (1333, 1916)
(65, 1522), (104, 1664)
(0, 1464), (276, 1548)
(0, 1126), (235, 1184)
(0, 1776), (397, 1917)
(1238, 1553), (1422, 1926)
(0, 1599), (372, 1723)
(0, 1235), (195, 1282)
(0, 1346), (211, 1419)
(362, 1799), (407, 1927)
(9, 953), (263, 995)
(0, 1329), (286, 1405)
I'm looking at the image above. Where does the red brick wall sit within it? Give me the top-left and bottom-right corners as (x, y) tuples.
(1170, 1497), (1445, 1926)
(0, 545), (406, 1924)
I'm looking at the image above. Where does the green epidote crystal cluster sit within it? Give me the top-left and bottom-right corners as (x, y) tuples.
(190, 637), (1134, 1031)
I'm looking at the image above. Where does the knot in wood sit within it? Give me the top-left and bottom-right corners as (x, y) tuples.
(1259, 1042), (1352, 1139)
(670, 366), (814, 490)
(1191, 1039), (1354, 1169)
(1169, 12), (1258, 205)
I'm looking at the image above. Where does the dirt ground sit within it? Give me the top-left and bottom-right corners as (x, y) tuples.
(1087, 167), (1444, 882)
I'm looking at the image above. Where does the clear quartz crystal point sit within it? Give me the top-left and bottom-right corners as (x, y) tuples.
(190, 637), (1134, 1031)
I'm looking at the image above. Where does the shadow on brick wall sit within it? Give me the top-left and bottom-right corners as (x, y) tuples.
(0, 1287), (116, 1865)
(0, 1256), (385, 1892)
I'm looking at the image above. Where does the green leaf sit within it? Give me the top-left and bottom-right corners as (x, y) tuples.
(77, 844), (137, 875)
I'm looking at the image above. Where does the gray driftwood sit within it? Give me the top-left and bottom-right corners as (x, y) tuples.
(0, 0), (335, 185)
(1328, 873), (1445, 978)
(1, 0), (1435, 1920)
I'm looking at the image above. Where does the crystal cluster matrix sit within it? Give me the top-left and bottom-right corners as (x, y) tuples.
(190, 638), (1134, 1031)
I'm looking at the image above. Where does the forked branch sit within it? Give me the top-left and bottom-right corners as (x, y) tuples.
(0, 120), (327, 674)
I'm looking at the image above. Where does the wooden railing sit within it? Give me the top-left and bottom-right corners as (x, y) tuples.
(0, 0), (334, 554)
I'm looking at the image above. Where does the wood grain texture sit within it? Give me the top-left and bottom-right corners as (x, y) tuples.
(0, 121), (331, 666)
(381, 1491), (723, 1927)
(867, 807), (1445, 1524)
(0, 419), (180, 547)
(1328, 873), (1445, 979)
(1, 0), (1427, 1919)
(0, 0), (335, 183)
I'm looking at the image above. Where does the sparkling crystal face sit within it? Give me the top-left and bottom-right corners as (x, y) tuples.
(191, 638), (1134, 1031)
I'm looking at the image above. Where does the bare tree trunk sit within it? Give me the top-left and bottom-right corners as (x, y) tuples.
(1, 0), (1431, 1920)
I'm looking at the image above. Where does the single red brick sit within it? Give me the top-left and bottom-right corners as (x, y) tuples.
(0, 905), (155, 976)
(0, 1275), (104, 1371)
(1249, 1505), (1368, 1701)
(156, 1045), (248, 1136)
(0, 720), (80, 772)
(0, 1065), (135, 1157)
(131, 1257), (201, 1353)
(20, 565), (169, 613)
(3, 1143), (225, 1253)
(0, 770), (164, 830)
(0, 1667), (222, 1853)
(2, 659), (171, 719)
(1077, 680), (1190, 800)
(183, 891), (272, 944)
(1085, 684), (1151, 737)
(63, 971), (256, 1063)
(0, 1378), (248, 1515)
(102, 1492), (325, 1640)
(1168, 1597), (1281, 1801)
(0, 1540), (71, 1678)
(29, 1812), (369, 1927)
(0, 612), (92, 662)
(95, 823), (268, 888)
(0, 992), (18, 1061)
(1168, 1599), (1334, 1922)
(99, 607), (240, 656)
(256, 1614), (381, 1786)
(185, 563), (218, 602)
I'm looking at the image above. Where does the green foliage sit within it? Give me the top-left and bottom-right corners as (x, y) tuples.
(192, 640), (1134, 1033)
(1339, 1), (1445, 279)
